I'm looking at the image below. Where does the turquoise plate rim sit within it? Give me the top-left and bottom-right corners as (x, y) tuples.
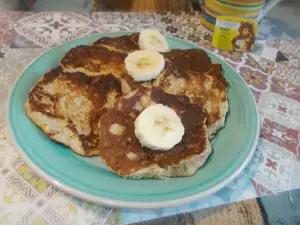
(7, 32), (260, 209)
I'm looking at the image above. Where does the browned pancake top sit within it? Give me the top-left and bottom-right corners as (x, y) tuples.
(163, 49), (228, 88)
(155, 49), (228, 126)
(98, 88), (208, 176)
(92, 33), (140, 53)
(60, 45), (127, 73)
(163, 49), (212, 73)
(29, 67), (123, 155)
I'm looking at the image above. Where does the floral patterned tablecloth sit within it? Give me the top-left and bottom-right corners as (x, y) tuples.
(0, 11), (300, 225)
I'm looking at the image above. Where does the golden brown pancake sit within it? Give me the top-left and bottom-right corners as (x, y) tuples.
(163, 49), (227, 86)
(60, 45), (140, 94)
(92, 33), (140, 53)
(98, 88), (212, 178)
(25, 67), (123, 156)
(154, 49), (228, 138)
(60, 45), (126, 76)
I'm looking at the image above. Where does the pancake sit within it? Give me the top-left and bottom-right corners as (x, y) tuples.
(60, 45), (139, 94)
(92, 33), (140, 53)
(25, 67), (123, 156)
(98, 88), (212, 178)
(155, 49), (229, 138)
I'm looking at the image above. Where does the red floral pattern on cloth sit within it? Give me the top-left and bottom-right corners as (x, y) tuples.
(266, 158), (278, 171)
(251, 180), (273, 196)
(262, 118), (300, 160)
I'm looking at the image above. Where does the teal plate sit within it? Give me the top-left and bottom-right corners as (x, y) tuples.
(7, 32), (259, 209)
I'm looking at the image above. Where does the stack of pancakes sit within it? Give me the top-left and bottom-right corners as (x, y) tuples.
(25, 33), (228, 178)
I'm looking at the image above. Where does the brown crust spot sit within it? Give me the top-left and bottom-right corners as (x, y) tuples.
(60, 45), (141, 93)
(92, 33), (140, 53)
(155, 50), (228, 126)
(60, 45), (127, 73)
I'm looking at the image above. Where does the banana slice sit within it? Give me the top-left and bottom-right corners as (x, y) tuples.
(139, 29), (169, 52)
(125, 50), (165, 81)
(134, 104), (185, 151)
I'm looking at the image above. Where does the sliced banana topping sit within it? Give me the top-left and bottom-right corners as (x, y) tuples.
(134, 104), (185, 151)
(139, 29), (169, 52)
(125, 50), (165, 81)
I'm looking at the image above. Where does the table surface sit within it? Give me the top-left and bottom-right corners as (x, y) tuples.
(0, 10), (300, 225)
(93, 0), (192, 12)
